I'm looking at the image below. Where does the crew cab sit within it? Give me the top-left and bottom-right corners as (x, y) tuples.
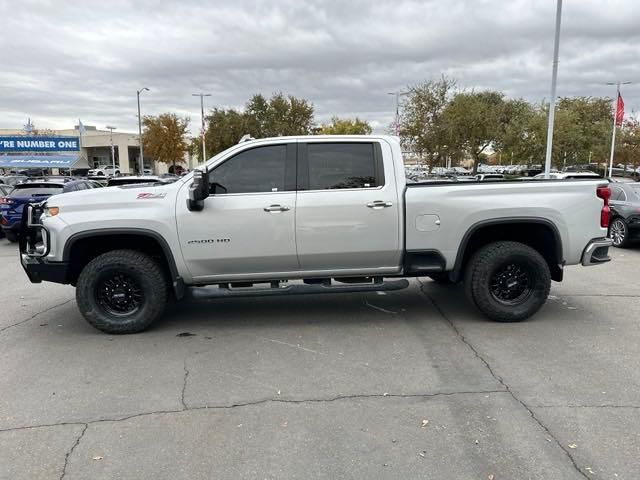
(19, 135), (612, 333)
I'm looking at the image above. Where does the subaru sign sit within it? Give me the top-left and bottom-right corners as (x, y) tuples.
(0, 136), (80, 152)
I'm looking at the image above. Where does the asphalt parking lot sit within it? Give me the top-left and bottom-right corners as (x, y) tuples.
(0, 240), (639, 480)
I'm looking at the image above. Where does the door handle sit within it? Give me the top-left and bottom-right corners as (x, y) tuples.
(264, 204), (290, 213)
(367, 201), (393, 209)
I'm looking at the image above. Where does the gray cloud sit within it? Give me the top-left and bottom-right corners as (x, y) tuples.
(1, 0), (639, 134)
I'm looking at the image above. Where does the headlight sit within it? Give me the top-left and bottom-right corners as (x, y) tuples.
(44, 206), (59, 217)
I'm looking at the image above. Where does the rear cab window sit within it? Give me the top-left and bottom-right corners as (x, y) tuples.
(298, 142), (384, 190)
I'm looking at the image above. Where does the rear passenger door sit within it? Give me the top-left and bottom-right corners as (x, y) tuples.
(295, 140), (402, 274)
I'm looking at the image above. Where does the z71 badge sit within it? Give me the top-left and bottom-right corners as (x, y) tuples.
(137, 192), (167, 199)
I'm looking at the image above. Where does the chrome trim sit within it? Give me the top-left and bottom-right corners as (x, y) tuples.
(581, 238), (613, 266)
(22, 203), (49, 258)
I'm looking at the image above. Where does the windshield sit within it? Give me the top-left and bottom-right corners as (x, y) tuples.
(10, 185), (64, 196)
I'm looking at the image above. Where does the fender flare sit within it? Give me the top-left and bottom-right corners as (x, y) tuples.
(63, 228), (185, 298)
(452, 217), (564, 281)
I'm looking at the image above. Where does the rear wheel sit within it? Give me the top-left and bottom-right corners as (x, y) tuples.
(5, 231), (18, 243)
(609, 218), (629, 248)
(76, 249), (168, 334)
(465, 241), (551, 322)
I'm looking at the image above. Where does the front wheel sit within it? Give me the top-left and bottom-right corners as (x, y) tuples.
(609, 218), (629, 248)
(5, 231), (18, 243)
(76, 249), (168, 334)
(465, 241), (551, 322)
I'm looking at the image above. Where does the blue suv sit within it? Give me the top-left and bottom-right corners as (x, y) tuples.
(0, 178), (101, 242)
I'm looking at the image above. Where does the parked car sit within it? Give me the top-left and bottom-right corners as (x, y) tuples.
(88, 165), (120, 177)
(475, 174), (505, 181)
(19, 135), (612, 334)
(0, 178), (100, 242)
(608, 183), (640, 247)
(532, 171), (601, 180)
(0, 175), (28, 187)
(106, 175), (178, 187)
(0, 184), (13, 239)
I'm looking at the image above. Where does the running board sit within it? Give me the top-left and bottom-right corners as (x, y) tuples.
(189, 279), (410, 299)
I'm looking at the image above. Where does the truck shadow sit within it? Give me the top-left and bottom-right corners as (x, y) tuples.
(156, 283), (442, 332)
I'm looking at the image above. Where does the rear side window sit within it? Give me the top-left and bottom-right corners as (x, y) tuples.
(610, 186), (625, 201)
(212, 144), (289, 194)
(304, 143), (383, 190)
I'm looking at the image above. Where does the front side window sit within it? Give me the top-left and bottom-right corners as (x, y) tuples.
(211, 145), (287, 194)
(306, 143), (381, 190)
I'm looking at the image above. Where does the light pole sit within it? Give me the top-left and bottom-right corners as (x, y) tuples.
(106, 126), (117, 173)
(387, 91), (408, 135)
(192, 93), (211, 163)
(543, 0), (563, 179)
(605, 81), (632, 177)
(137, 87), (150, 174)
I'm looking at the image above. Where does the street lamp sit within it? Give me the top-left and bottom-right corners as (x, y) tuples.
(137, 87), (150, 174)
(543, 0), (563, 179)
(105, 126), (117, 173)
(387, 91), (408, 135)
(605, 81), (632, 177)
(192, 93), (211, 163)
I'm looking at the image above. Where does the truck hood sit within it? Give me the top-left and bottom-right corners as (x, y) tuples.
(46, 183), (179, 210)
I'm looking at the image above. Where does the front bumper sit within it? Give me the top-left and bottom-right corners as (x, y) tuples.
(19, 203), (70, 285)
(21, 254), (69, 284)
(581, 237), (613, 266)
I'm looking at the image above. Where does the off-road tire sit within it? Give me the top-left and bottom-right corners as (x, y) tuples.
(464, 241), (551, 322)
(76, 249), (168, 334)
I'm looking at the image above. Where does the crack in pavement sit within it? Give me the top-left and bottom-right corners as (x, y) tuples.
(533, 404), (640, 409)
(181, 356), (190, 410)
(0, 298), (74, 334)
(552, 293), (640, 298)
(0, 389), (508, 434)
(59, 423), (88, 480)
(417, 279), (590, 480)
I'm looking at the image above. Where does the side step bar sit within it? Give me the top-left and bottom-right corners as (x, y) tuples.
(189, 279), (410, 300)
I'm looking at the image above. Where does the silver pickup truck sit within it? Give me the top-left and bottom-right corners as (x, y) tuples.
(19, 135), (612, 333)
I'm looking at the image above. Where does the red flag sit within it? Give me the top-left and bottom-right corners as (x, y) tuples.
(615, 93), (624, 126)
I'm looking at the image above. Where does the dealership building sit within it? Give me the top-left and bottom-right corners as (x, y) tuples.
(0, 124), (192, 174)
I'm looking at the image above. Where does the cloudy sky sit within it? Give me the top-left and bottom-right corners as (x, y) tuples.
(2, 0), (638, 134)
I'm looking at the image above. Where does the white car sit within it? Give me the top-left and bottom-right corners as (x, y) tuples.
(88, 165), (120, 177)
(20, 135), (612, 334)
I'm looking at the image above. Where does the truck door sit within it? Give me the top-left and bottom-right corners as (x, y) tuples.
(295, 140), (402, 273)
(176, 143), (298, 280)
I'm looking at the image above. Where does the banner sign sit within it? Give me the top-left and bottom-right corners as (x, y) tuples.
(0, 155), (81, 168)
(0, 136), (80, 152)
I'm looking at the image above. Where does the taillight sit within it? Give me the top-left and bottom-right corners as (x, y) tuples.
(596, 185), (611, 228)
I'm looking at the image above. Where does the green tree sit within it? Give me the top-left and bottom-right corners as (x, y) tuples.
(317, 116), (372, 135)
(244, 93), (314, 137)
(142, 113), (190, 170)
(398, 76), (456, 167)
(204, 93), (315, 156)
(494, 100), (546, 165)
(442, 90), (505, 174)
(204, 108), (250, 157)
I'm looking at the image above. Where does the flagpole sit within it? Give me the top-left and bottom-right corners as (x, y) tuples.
(606, 81), (632, 178)
(607, 84), (619, 178)
(543, 0), (563, 179)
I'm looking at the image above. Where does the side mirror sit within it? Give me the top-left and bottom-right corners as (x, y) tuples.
(187, 167), (209, 211)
